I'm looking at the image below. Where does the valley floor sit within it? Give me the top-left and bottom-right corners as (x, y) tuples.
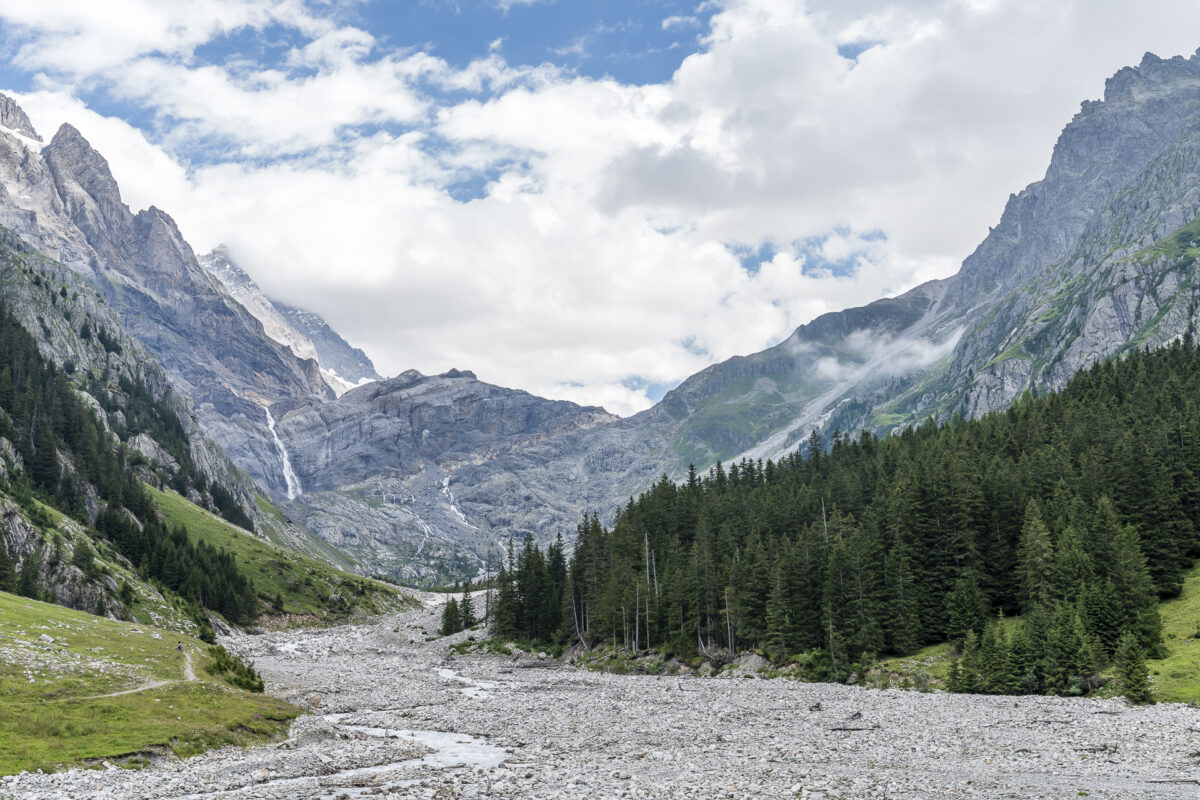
(7, 599), (1200, 799)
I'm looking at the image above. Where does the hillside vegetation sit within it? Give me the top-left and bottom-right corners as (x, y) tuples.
(147, 485), (411, 623)
(494, 336), (1200, 700)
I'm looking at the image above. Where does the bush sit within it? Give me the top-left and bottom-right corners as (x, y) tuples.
(203, 645), (265, 693)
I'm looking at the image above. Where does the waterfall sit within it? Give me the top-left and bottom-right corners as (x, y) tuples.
(265, 406), (303, 500)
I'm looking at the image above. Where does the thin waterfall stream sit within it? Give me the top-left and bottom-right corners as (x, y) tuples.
(265, 406), (303, 500)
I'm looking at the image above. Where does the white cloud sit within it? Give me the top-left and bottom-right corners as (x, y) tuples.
(662, 15), (700, 31)
(492, 0), (555, 12)
(4, 0), (1200, 416)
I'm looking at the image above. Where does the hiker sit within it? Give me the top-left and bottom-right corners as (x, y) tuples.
(177, 641), (183, 652)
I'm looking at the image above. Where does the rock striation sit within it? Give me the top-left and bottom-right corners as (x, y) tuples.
(0, 98), (335, 497)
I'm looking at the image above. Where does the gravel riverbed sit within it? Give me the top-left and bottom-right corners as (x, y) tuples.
(7, 598), (1200, 799)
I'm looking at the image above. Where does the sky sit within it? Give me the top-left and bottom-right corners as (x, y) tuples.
(2, 1), (1200, 416)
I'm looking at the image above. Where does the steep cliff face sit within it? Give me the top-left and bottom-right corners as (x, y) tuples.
(268, 369), (621, 581)
(7, 52), (1200, 585)
(274, 302), (381, 387)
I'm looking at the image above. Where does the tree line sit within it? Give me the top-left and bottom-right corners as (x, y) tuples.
(490, 335), (1200, 697)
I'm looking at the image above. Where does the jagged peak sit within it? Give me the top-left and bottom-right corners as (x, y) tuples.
(44, 122), (125, 205)
(1103, 49), (1200, 104)
(50, 122), (85, 144)
(0, 93), (41, 142)
(441, 368), (477, 380)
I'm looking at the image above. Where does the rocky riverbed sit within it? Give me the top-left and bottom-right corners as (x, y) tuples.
(7, 597), (1200, 799)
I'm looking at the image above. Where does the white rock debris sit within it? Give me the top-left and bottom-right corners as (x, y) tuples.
(7, 599), (1200, 799)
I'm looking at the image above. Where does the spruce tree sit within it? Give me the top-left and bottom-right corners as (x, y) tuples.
(1018, 500), (1054, 612)
(1113, 631), (1153, 704)
(945, 572), (988, 645)
(0, 540), (16, 592)
(16, 551), (40, 599)
(763, 566), (790, 662)
(946, 657), (964, 693)
(460, 585), (476, 630)
(440, 597), (462, 636)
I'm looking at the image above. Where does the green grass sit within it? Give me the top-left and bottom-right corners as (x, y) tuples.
(1145, 564), (1200, 703)
(877, 641), (957, 683)
(146, 485), (409, 622)
(1133, 214), (1200, 265)
(0, 591), (300, 775)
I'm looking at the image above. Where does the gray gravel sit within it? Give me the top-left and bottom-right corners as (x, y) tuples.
(7, 599), (1200, 799)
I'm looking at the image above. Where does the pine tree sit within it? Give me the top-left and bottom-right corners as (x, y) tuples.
(947, 657), (964, 693)
(1113, 631), (1153, 704)
(763, 565), (790, 662)
(441, 597), (462, 636)
(16, 551), (40, 599)
(945, 572), (988, 645)
(492, 561), (521, 639)
(460, 585), (476, 630)
(1018, 500), (1055, 612)
(0, 539), (16, 592)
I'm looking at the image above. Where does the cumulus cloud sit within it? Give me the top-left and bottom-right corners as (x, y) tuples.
(5, 0), (1200, 416)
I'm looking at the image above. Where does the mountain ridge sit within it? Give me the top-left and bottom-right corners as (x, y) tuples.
(4, 51), (1200, 583)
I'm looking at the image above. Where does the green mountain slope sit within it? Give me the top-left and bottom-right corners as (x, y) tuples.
(0, 590), (300, 775)
(147, 485), (410, 623)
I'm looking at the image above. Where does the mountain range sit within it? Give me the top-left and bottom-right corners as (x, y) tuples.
(2, 50), (1200, 584)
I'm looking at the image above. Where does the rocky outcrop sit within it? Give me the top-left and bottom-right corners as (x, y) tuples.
(200, 245), (381, 395)
(8, 52), (1200, 584)
(0, 496), (119, 615)
(275, 301), (380, 387)
(0, 98), (337, 500)
(0, 94), (40, 141)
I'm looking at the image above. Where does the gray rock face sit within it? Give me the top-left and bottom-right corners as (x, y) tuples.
(274, 301), (381, 386)
(200, 245), (381, 393)
(0, 100), (335, 498)
(8, 51), (1200, 584)
(0, 94), (40, 142)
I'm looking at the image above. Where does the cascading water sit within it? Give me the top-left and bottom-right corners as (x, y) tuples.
(265, 406), (303, 500)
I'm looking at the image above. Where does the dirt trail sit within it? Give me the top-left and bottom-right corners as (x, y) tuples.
(79, 647), (197, 700)
(182, 647), (196, 681)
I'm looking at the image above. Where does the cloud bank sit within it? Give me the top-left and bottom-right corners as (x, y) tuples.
(5, 0), (1200, 415)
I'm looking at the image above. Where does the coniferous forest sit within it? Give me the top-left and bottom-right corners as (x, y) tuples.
(0, 302), (258, 624)
(490, 336), (1200, 697)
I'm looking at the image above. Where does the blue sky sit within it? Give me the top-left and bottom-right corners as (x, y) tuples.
(352, 1), (716, 85)
(2, 0), (1200, 415)
(1, 0), (717, 167)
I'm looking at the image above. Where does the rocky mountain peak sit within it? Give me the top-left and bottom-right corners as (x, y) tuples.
(1103, 49), (1200, 105)
(0, 93), (41, 142)
(200, 245), (382, 392)
(42, 123), (135, 265)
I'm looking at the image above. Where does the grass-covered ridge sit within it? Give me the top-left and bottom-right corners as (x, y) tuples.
(0, 590), (300, 775)
(146, 485), (412, 623)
